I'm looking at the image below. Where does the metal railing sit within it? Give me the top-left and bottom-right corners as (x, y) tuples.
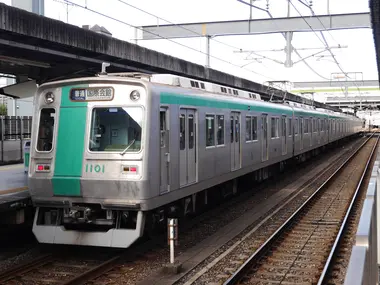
(0, 116), (32, 164)
(344, 147), (380, 285)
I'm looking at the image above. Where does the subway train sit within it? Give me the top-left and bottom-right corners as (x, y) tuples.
(28, 70), (364, 248)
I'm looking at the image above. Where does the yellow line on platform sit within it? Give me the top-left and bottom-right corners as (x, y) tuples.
(0, 186), (28, 195)
(0, 164), (23, 171)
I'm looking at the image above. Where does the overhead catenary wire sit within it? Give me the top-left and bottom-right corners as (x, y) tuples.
(60, 0), (277, 81)
(237, 0), (331, 80)
(116, 1), (283, 68)
(291, 0), (363, 97)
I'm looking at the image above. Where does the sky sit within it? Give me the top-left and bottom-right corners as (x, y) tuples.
(0, 0), (377, 102)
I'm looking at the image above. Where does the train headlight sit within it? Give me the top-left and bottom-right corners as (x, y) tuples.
(130, 90), (140, 101)
(45, 92), (55, 104)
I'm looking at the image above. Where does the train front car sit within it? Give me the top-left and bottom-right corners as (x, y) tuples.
(29, 75), (151, 248)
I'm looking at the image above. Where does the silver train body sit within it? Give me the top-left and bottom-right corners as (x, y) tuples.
(29, 73), (364, 247)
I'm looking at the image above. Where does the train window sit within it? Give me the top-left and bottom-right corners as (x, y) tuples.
(295, 118), (298, 135)
(281, 116), (286, 137)
(252, 117), (258, 140)
(271, 118), (279, 138)
(200, 83), (205, 89)
(304, 119), (308, 134)
(188, 115), (194, 149)
(190, 81), (195, 87)
(287, 118), (292, 136)
(230, 116), (234, 143)
(206, 115), (215, 147)
(216, 115), (224, 145)
(246, 116), (252, 141)
(160, 111), (166, 147)
(180, 114), (185, 150)
(235, 117), (240, 143)
(37, 108), (55, 151)
(89, 107), (142, 152)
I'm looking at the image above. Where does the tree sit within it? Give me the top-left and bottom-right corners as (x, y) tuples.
(0, 104), (7, 116)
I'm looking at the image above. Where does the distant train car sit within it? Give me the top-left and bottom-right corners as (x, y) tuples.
(28, 71), (363, 248)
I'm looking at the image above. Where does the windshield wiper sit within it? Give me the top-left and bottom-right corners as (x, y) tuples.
(120, 139), (136, 155)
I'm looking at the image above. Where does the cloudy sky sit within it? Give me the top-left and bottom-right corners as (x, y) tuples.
(1, 0), (377, 91)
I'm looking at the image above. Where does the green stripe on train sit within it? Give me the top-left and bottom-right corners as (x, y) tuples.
(160, 92), (350, 119)
(52, 85), (88, 196)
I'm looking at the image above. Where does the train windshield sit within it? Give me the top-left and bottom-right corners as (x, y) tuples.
(89, 107), (142, 153)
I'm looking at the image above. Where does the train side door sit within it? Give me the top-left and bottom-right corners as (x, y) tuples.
(179, 109), (197, 187)
(261, 114), (268, 161)
(230, 112), (241, 171)
(160, 108), (170, 194)
(281, 115), (287, 155)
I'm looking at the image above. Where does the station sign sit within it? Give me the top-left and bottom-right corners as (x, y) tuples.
(70, 87), (114, 101)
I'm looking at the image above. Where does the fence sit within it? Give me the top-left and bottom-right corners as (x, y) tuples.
(0, 116), (32, 164)
(344, 151), (380, 285)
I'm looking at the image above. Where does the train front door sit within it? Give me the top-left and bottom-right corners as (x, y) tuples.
(179, 109), (197, 187)
(230, 112), (241, 171)
(261, 114), (268, 161)
(160, 108), (170, 194)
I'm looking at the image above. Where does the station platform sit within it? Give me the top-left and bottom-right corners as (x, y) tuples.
(0, 164), (30, 213)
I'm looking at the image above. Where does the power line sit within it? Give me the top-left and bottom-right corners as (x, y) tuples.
(237, 0), (331, 80)
(60, 0), (277, 81)
(117, 0), (282, 74)
(290, 0), (363, 97)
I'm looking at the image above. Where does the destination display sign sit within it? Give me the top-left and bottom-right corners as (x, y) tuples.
(70, 87), (114, 101)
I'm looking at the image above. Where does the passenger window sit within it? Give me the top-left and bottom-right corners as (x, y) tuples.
(206, 115), (215, 147)
(282, 116), (286, 137)
(188, 114), (194, 149)
(295, 118), (298, 135)
(252, 117), (258, 140)
(160, 111), (166, 147)
(216, 115), (224, 145)
(246, 116), (252, 142)
(230, 116), (234, 143)
(235, 117), (239, 142)
(180, 114), (185, 150)
(37, 108), (55, 151)
(271, 118), (279, 138)
(288, 118), (292, 136)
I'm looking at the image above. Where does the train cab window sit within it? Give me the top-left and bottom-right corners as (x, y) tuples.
(89, 107), (142, 152)
(180, 114), (185, 150)
(37, 108), (55, 151)
(216, 115), (224, 145)
(206, 115), (215, 147)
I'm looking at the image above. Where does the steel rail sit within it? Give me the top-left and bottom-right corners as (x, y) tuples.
(223, 133), (376, 285)
(62, 255), (121, 285)
(316, 134), (379, 284)
(0, 254), (54, 282)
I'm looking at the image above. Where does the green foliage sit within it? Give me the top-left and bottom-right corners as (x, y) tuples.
(0, 104), (7, 116)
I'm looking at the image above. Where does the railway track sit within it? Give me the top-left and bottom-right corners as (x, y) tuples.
(0, 136), (371, 285)
(222, 134), (378, 285)
(173, 134), (377, 285)
(0, 249), (122, 285)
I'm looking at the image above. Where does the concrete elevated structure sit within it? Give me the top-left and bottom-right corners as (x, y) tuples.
(0, 3), (339, 111)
